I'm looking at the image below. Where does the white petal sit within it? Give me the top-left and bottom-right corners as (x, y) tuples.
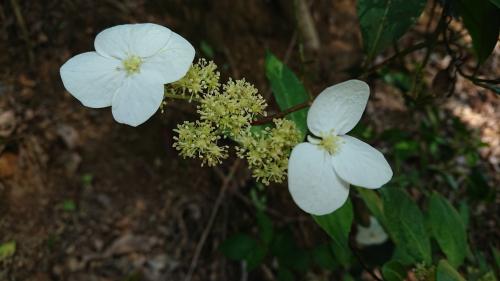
(331, 135), (392, 189)
(288, 142), (350, 215)
(307, 80), (369, 136)
(142, 32), (195, 84)
(60, 52), (124, 108)
(95, 23), (173, 59)
(355, 216), (388, 246)
(111, 74), (164, 126)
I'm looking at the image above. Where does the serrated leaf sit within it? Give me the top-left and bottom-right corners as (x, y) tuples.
(313, 199), (353, 266)
(0, 241), (16, 260)
(381, 187), (431, 264)
(428, 193), (467, 268)
(455, 0), (500, 63)
(220, 234), (258, 260)
(436, 260), (466, 281)
(357, 0), (426, 60)
(382, 260), (407, 281)
(265, 52), (309, 139)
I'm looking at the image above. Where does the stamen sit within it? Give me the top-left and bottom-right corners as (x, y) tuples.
(122, 55), (143, 75)
(318, 133), (342, 155)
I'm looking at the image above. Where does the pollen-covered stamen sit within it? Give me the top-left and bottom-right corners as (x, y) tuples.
(122, 55), (143, 75)
(318, 133), (342, 155)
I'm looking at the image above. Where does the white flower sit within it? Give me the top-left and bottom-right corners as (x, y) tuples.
(60, 23), (195, 126)
(287, 80), (393, 215)
(355, 216), (389, 246)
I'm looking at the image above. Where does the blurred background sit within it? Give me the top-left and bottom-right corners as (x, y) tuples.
(0, 0), (498, 280)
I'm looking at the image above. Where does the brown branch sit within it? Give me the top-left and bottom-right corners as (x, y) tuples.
(251, 100), (312, 126)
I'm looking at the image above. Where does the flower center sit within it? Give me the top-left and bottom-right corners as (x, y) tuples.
(122, 55), (143, 75)
(318, 134), (341, 155)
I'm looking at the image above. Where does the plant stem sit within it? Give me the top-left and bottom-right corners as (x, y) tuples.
(251, 100), (312, 125)
(164, 92), (201, 102)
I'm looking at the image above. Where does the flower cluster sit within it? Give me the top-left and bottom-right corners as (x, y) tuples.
(169, 60), (300, 184)
(413, 263), (436, 281)
(198, 79), (267, 137)
(173, 120), (228, 167)
(167, 58), (220, 98)
(236, 119), (302, 185)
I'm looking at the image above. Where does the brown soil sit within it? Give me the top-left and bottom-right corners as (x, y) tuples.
(0, 1), (498, 281)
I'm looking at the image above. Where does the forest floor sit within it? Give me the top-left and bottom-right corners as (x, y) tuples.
(0, 1), (498, 281)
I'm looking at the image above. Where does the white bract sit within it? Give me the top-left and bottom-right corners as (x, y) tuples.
(288, 80), (393, 215)
(355, 216), (389, 246)
(60, 23), (195, 126)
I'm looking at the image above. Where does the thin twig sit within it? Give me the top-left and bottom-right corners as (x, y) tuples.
(251, 100), (312, 125)
(360, 41), (430, 78)
(164, 92), (201, 102)
(184, 159), (242, 281)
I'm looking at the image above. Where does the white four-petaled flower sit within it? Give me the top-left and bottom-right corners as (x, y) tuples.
(288, 80), (393, 215)
(60, 23), (195, 126)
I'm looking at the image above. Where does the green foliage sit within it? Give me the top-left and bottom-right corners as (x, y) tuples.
(200, 40), (215, 59)
(453, 0), (500, 63)
(382, 260), (407, 281)
(256, 210), (274, 245)
(271, 228), (310, 273)
(490, 0), (500, 7)
(0, 241), (16, 260)
(428, 193), (467, 268)
(61, 199), (77, 212)
(436, 260), (466, 281)
(358, 189), (387, 227)
(265, 51), (309, 138)
(312, 199), (353, 267)
(381, 187), (432, 265)
(357, 0), (426, 60)
(220, 234), (258, 260)
(311, 244), (336, 270)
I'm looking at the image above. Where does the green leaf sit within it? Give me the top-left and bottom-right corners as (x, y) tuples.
(428, 193), (467, 267)
(357, 0), (426, 60)
(454, 0), (500, 63)
(256, 211), (274, 245)
(265, 51), (309, 139)
(382, 260), (407, 281)
(0, 241), (16, 260)
(492, 247), (500, 270)
(246, 244), (268, 271)
(358, 189), (386, 227)
(313, 199), (353, 266)
(436, 260), (466, 281)
(220, 234), (258, 260)
(271, 229), (310, 273)
(490, 0), (500, 8)
(312, 244), (336, 270)
(61, 199), (76, 212)
(200, 40), (215, 59)
(381, 187), (431, 264)
(277, 267), (295, 281)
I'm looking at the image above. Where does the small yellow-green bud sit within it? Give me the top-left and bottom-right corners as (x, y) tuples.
(236, 119), (302, 185)
(173, 120), (228, 167)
